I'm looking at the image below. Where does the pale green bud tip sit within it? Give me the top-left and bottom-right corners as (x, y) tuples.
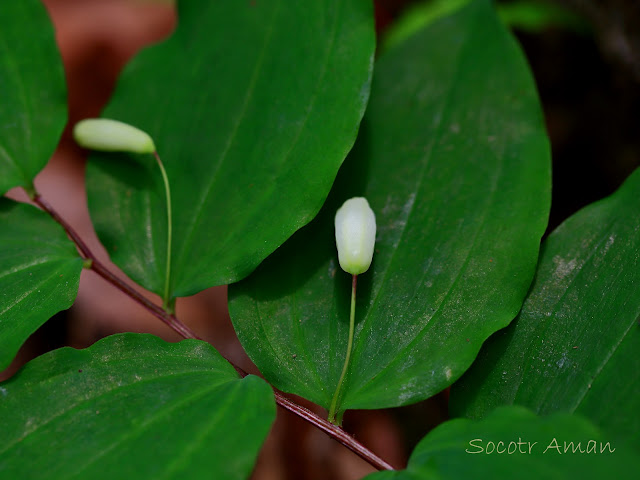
(335, 197), (376, 275)
(73, 118), (155, 154)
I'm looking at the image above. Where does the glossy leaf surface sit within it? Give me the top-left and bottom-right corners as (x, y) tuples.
(450, 168), (640, 448)
(229, 0), (550, 415)
(364, 407), (639, 480)
(0, 0), (66, 195)
(0, 199), (82, 370)
(0, 334), (275, 480)
(85, 0), (375, 299)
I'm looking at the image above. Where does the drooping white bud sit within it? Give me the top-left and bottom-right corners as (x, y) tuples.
(334, 197), (376, 275)
(73, 118), (155, 154)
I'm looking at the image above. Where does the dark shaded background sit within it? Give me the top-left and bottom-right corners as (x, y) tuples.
(3, 1), (639, 478)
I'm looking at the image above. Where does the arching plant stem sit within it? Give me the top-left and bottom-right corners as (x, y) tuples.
(328, 274), (357, 425)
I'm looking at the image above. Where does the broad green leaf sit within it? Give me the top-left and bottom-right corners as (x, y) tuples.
(383, 0), (586, 53)
(382, 0), (468, 52)
(497, 0), (587, 33)
(450, 168), (640, 449)
(0, 0), (66, 196)
(85, 0), (375, 300)
(0, 199), (82, 370)
(0, 333), (275, 480)
(228, 0), (550, 417)
(364, 406), (639, 480)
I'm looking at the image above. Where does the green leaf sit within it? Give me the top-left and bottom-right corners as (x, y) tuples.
(497, 1), (588, 33)
(228, 0), (550, 416)
(382, 0), (587, 53)
(450, 168), (640, 449)
(363, 407), (639, 480)
(382, 0), (469, 53)
(0, 333), (275, 480)
(85, 0), (375, 299)
(0, 0), (66, 196)
(0, 199), (83, 370)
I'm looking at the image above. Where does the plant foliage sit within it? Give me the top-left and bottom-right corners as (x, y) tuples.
(0, 0), (637, 478)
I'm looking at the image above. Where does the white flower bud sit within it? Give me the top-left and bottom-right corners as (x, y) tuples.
(73, 118), (155, 154)
(335, 197), (376, 275)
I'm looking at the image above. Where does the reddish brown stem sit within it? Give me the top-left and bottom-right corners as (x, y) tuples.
(32, 192), (394, 472)
(32, 194), (199, 341)
(274, 391), (395, 471)
(230, 363), (394, 471)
